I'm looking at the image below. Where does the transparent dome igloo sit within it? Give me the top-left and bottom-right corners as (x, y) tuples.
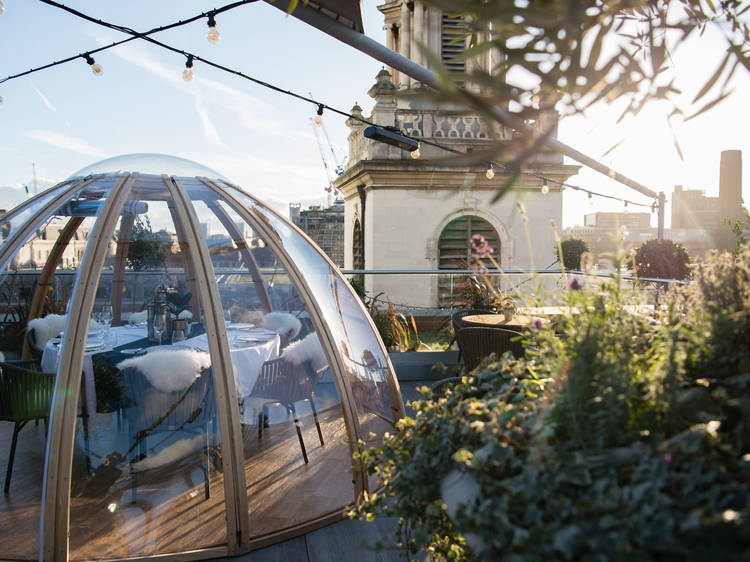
(0, 154), (404, 561)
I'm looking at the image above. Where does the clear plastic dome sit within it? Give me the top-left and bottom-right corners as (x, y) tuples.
(0, 155), (403, 560)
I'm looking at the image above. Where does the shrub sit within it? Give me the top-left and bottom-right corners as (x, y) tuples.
(355, 254), (750, 560)
(631, 238), (691, 281)
(555, 238), (590, 270)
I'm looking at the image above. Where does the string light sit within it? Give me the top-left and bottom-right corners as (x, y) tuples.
(83, 53), (103, 76)
(623, 200), (629, 213)
(1, 0), (664, 217)
(182, 55), (194, 81)
(588, 192), (593, 206)
(0, 1), (5, 15)
(486, 164), (495, 179)
(314, 104), (324, 125)
(411, 142), (421, 159)
(206, 12), (219, 43)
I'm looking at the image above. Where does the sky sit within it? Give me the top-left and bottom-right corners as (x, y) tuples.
(0, 1), (748, 229)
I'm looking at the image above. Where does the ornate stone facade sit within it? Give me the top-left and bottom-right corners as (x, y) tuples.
(334, 2), (579, 308)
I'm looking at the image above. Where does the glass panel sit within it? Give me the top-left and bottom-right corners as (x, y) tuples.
(0, 191), (105, 560)
(223, 187), (399, 468)
(0, 181), (94, 272)
(66, 184), (227, 559)
(184, 181), (354, 537)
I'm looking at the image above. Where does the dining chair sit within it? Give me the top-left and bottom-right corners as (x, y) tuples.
(250, 357), (326, 464)
(0, 360), (54, 493)
(0, 360), (93, 492)
(450, 309), (491, 362)
(117, 364), (216, 503)
(455, 326), (526, 371)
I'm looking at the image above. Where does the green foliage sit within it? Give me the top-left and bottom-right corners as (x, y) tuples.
(126, 216), (170, 271)
(555, 238), (590, 271)
(631, 238), (691, 280)
(349, 278), (420, 351)
(356, 252), (750, 560)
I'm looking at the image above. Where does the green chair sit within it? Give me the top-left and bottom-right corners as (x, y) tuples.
(0, 360), (54, 493)
(455, 327), (525, 371)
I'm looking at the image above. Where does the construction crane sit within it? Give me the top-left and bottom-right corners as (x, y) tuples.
(309, 99), (347, 206)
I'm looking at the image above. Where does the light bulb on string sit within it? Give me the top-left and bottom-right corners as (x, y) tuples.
(588, 192), (593, 206)
(541, 179), (549, 194)
(411, 142), (421, 159)
(486, 164), (495, 179)
(83, 53), (103, 76)
(206, 12), (220, 43)
(0, 95), (3, 105)
(0, 1), (5, 15)
(182, 55), (194, 81)
(314, 104), (324, 125)
(623, 200), (629, 214)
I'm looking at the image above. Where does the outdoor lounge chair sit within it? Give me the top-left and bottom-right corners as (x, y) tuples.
(250, 357), (326, 464)
(455, 326), (525, 371)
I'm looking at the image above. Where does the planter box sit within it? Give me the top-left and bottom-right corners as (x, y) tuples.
(388, 350), (459, 381)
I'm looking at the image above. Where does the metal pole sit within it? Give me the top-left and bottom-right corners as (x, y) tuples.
(270, 0), (659, 200)
(657, 191), (666, 239)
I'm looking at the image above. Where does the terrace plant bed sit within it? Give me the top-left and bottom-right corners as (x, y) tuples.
(355, 247), (750, 561)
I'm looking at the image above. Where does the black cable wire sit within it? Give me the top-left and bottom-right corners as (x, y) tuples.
(5, 0), (660, 210)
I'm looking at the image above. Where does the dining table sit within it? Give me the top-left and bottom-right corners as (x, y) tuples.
(41, 322), (280, 416)
(460, 313), (549, 331)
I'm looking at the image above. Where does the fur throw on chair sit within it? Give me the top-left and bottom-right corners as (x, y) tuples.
(27, 314), (67, 351)
(262, 312), (302, 341)
(117, 348), (210, 393)
(280, 332), (327, 372)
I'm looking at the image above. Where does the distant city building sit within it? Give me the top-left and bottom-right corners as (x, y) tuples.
(334, 3), (578, 307)
(565, 212), (655, 265)
(565, 150), (745, 263)
(290, 199), (345, 267)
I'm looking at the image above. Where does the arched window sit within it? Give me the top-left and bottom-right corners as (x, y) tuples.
(438, 215), (500, 307)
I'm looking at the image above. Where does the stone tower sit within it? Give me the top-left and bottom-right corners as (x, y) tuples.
(334, 2), (579, 308)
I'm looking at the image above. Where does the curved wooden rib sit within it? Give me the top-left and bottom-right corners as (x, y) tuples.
(203, 196), (272, 314)
(42, 174), (138, 561)
(166, 176), (248, 555)
(22, 216), (84, 360)
(110, 214), (134, 327)
(166, 199), (202, 321)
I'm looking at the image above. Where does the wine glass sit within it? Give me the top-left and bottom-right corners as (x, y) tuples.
(153, 307), (167, 345)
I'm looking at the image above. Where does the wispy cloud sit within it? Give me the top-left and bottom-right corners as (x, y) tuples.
(24, 130), (109, 158)
(97, 38), (307, 141)
(28, 78), (57, 112)
(194, 95), (227, 148)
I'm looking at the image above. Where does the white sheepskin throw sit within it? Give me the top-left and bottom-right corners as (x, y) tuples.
(131, 434), (204, 471)
(117, 348), (210, 393)
(281, 332), (327, 372)
(262, 312), (302, 340)
(27, 314), (67, 351)
(122, 310), (148, 324)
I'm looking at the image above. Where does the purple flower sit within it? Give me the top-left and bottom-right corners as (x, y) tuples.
(567, 276), (583, 291)
(531, 317), (544, 330)
(471, 233), (494, 258)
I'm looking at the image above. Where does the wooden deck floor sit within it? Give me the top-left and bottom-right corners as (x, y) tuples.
(0, 381), (434, 561)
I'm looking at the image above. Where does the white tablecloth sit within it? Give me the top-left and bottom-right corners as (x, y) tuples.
(41, 323), (280, 415)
